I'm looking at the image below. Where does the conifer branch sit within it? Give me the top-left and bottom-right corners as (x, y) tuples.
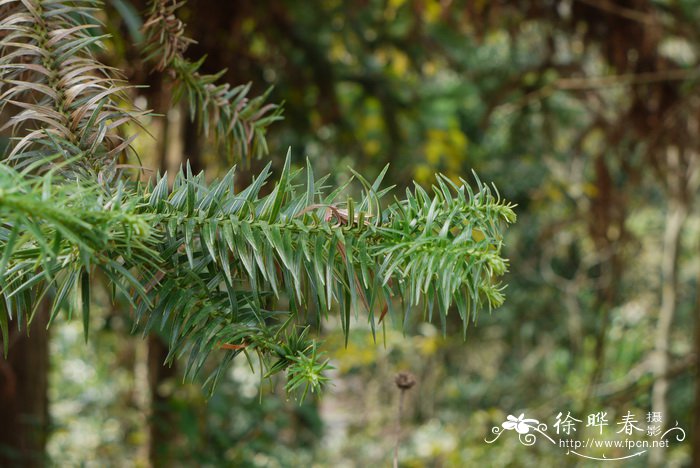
(0, 0), (516, 398)
(0, 0), (146, 180)
(0, 154), (515, 393)
(142, 0), (282, 161)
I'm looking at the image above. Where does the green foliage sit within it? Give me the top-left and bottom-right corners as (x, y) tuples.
(0, 148), (514, 394)
(0, 0), (515, 400)
(0, 0), (145, 180)
(142, 0), (282, 161)
(30, 0), (699, 464)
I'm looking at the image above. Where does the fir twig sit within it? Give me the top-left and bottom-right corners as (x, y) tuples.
(142, 0), (282, 162)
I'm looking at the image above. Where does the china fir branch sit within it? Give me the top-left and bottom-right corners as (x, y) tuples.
(142, 0), (282, 162)
(0, 0), (517, 398)
(0, 0), (145, 178)
(0, 161), (328, 395)
(144, 154), (516, 326)
(0, 155), (515, 392)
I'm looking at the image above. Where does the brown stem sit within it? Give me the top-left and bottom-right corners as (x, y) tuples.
(393, 372), (416, 468)
(393, 389), (405, 468)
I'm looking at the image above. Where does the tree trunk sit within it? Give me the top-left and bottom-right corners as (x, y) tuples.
(0, 302), (50, 467)
(649, 200), (687, 466)
(183, 109), (202, 174)
(147, 335), (178, 468)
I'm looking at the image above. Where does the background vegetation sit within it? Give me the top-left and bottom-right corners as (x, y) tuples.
(2, 0), (700, 466)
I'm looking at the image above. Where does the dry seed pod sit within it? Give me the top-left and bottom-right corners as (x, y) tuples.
(394, 372), (416, 390)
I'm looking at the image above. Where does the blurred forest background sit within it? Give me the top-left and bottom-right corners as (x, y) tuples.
(2, 0), (700, 466)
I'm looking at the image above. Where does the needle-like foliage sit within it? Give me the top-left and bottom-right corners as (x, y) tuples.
(0, 153), (515, 392)
(0, 0), (147, 181)
(142, 0), (282, 161)
(0, 0), (516, 398)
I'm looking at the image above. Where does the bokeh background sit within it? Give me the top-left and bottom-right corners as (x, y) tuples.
(4, 0), (700, 466)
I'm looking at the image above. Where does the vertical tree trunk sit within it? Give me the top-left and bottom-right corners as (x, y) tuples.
(0, 302), (50, 467)
(183, 111), (202, 174)
(649, 201), (687, 466)
(147, 335), (178, 468)
(147, 82), (190, 468)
